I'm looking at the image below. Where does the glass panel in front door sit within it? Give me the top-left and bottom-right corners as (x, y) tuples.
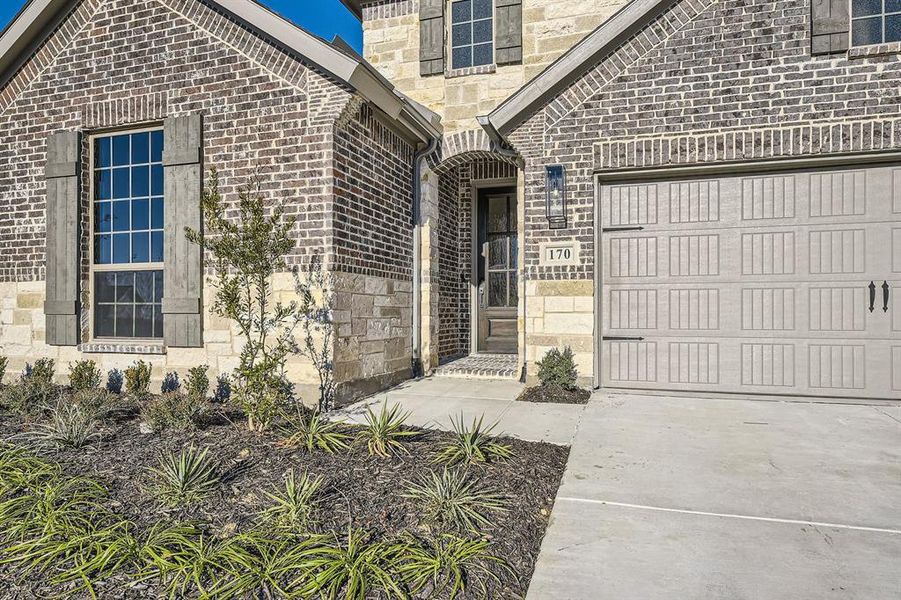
(484, 194), (517, 308)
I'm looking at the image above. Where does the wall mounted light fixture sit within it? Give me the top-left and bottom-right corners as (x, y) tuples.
(545, 165), (566, 226)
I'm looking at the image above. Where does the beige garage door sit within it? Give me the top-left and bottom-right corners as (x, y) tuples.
(598, 164), (901, 400)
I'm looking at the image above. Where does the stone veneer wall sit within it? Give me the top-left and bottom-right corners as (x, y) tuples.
(0, 0), (419, 402)
(505, 0), (901, 382)
(360, 0), (630, 135)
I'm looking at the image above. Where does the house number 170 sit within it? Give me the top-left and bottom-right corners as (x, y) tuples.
(548, 247), (572, 260)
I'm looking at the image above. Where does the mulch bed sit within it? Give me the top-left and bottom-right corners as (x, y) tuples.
(0, 395), (568, 599)
(517, 384), (591, 405)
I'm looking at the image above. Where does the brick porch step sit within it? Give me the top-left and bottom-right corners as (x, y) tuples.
(433, 353), (520, 380)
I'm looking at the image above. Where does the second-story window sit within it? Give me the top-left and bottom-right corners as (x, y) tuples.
(451, 0), (493, 69)
(851, 0), (901, 46)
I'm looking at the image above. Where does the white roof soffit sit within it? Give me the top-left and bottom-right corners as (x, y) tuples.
(486, 0), (673, 136)
(0, 0), (440, 142)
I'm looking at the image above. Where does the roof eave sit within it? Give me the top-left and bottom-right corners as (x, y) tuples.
(0, 0), (439, 143)
(486, 0), (672, 137)
(339, 0), (363, 20)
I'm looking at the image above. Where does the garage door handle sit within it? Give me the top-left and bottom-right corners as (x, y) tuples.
(603, 336), (645, 341)
(602, 226), (645, 233)
(883, 281), (890, 313)
(869, 281), (876, 313)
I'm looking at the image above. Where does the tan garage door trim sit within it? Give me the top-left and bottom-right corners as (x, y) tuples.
(592, 151), (901, 396)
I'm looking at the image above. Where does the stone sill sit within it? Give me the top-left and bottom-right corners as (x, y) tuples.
(445, 64), (496, 79)
(848, 41), (901, 59)
(78, 342), (167, 355)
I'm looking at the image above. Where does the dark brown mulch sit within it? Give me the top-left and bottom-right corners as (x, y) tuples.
(517, 384), (591, 405)
(0, 395), (568, 599)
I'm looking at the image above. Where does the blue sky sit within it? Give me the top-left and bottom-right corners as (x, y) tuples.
(0, 0), (363, 52)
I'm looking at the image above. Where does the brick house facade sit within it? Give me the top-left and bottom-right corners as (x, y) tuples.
(2, 0), (899, 401)
(0, 0), (438, 403)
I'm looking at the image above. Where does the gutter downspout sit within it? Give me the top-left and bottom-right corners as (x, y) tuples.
(412, 136), (440, 378)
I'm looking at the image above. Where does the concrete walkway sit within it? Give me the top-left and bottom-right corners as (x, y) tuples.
(335, 376), (584, 446)
(527, 392), (901, 600)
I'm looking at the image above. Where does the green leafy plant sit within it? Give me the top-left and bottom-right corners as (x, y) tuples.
(142, 392), (205, 432)
(299, 527), (406, 600)
(27, 358), (56, 387)
(434, 415), (513, 466)
(0, 356), (8, 386)
(213, 530), (328, 598)
(68, 360), (102, 392)
(358, 402), (418, 458)
(148, 446), (219, 507)
(124, 361), (152, 400)
(404, 468), (506, 533)
(0, 443), (59, 497)
(396, 533), (508, 599)
(536, 346), (579, 390)
(281, 411), (350, 454)
(186, 168), (302, 432)
(22, 400), (101, 449)
(258, 471), (323, 531)
(184, 365), (210, 401)
(136, 527), (233, 599)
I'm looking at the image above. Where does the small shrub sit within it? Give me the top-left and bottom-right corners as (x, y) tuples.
(184, 365), (210, 401)
(434, 415), (513, 466)
(26, 358), (56, 387)
(397, 533), (508, 599)
(281, 411), (350, 454)
(161, 372), (181, 394)
(124, 361), (152, 399)
(70, 388), (111, 414)
(149, 445), (219, 507)
(358, 402), (418, 458)
(68, 360), (102, 392)
(535, 346), (578, 390)
(212, 374), (231, 403)
(0, 356), (8, 385)
(258, 470), (323, 530)
(142, 392), (204, 432)
(404, 468), (506, 533)
(22, 400), (100, 449)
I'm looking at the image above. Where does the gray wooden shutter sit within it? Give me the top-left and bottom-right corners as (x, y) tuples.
(44, 131), (81, 346)
(162, 114), (203, 348)
(811, 0), (849, 55)
(420, 0), (445, 76)
(496, 0), (523, 65)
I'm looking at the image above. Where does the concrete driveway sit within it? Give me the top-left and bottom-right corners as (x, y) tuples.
(527, 393), (901, 600)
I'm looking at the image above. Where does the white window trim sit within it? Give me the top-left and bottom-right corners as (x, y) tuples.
(88, 124), (165, 344)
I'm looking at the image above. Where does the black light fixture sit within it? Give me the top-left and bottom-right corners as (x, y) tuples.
(545, 165), (566, 225)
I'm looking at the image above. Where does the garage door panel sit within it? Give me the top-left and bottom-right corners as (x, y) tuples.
(599, 164), (901, 400)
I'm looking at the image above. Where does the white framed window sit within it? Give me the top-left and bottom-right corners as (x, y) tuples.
(851, 0), (901, 46)
(90, 128), (165, 340)
(450, 0), (494, 69)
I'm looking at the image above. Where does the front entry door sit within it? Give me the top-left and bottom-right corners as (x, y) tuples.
(478, 190), (517, 353)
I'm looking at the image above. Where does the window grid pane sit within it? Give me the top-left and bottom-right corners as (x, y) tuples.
(450, 0), (493, 69)
(94, 270), (163, 340)
(93, 131), (164, 266)
(851, 0), (901, 45)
